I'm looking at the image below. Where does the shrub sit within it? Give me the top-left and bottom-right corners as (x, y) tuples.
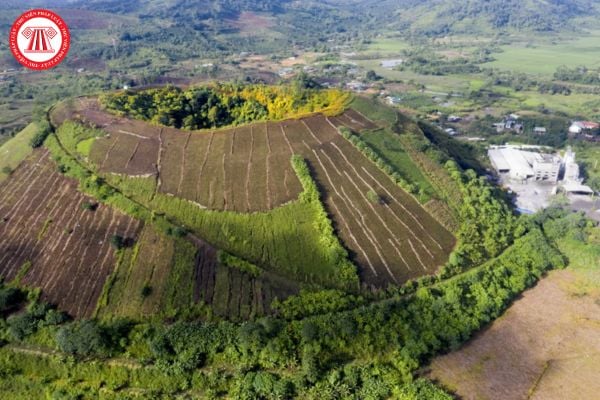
(0, 286), (24, 314)
(56, 320), (109, 356)
(80, 202), (98, 211)
(367, 190), (381, 204)
(141, 285), (152, 298)
(29, 120), (52, 148)
(7, 313), (37, 340)
(110, 235), (125, 250)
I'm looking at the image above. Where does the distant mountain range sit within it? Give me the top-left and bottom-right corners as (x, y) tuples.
(326, 0), (598, 35)
(8, 0), (600, 37)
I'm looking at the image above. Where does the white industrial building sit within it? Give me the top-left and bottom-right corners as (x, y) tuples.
(488, 145), (595, 214)
(488, 146), (561, 183)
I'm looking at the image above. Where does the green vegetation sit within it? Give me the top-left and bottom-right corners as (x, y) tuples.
(55, 121), (105, 160)
(271, 289), (366, 320)
(0, 223), (567, 398)
(339, 126), (429, 201)
(575, 144), (600, 191)
(29, 120), (52, 149)
(484, 31), (600, 75)
(218, 251), (262, 278)
(100, 84), (350, 129)
(37, 219), (53, 241)
(359, 128), (437, 202)
(11, 262), (32, 288)
(0, 123), (39, 182)
(110, 235), (126, 250)
(445, 162), (524, 272)
(48, 123), (358, 290)
(350, 96), (397, 126)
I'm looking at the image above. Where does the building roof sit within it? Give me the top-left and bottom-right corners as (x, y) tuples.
(488, 147), (560, 178)
(563, 183), (594, 194)
(572, 121), (599, 129)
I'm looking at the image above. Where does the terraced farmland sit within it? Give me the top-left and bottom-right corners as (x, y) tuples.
(55, 99), (455, 288)
(0, 150), (142, 317)
(99, 225), (298, 320)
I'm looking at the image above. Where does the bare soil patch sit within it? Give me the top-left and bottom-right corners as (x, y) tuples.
(0, 150), (142, 318)
(427, 268), (600, 400)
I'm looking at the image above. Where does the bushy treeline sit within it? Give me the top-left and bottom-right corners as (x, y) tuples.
(554, 65), (600, 86)
(0, 285), (67, 343)
(15, 226), (559, 399)
(398, 49), (483, 76)
(100, 84), (349, 130)
(291, 155), (358, 289)
(339, 127), (422, 198)
(444, 161), (525, 273)
(218, 251), (262, 278)
(29, 119), (52, 149)
(146, 227), (563, 396)
(271, 289), (366, 320)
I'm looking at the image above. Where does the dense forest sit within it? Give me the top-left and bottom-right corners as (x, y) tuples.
(100, 83), (349, 129)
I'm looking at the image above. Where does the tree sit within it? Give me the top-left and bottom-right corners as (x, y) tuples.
(366, 70), (382, 81)
(110, 235), (125, 250)
(141, 284), (152, 298)
(81, 202), (97, 211)
(55, 320), (108, 356)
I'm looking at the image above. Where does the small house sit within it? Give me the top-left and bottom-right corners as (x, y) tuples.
(533, 127), (547, 135)
(569, 121), (600, 136)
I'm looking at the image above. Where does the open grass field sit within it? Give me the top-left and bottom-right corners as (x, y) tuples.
(484, 31), (600, 75)
(363, 37), (410, 55)
(0, 122), (38, 183)
(360, 128), (437, 202)
(0, 150), (142, 318)
(427, 232), (600, 400)
(506, 89), (600, 117)
(53, 100), (455, 288)
(574, 143), (600, 191)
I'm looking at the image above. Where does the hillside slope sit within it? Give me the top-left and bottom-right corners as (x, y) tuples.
(328, 0), (598, 35)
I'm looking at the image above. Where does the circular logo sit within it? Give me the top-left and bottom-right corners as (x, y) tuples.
(9, 9), (70, 70)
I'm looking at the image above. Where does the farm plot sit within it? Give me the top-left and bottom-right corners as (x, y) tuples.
(0, 150), (142, 318)
(206, 263), (299, 321)
(60, 102), (455, 287)
(98, 225), (298, 320)
(328, 108), (379, 132)
(157, 122), (302, 212)
(279, 116), (455, 287)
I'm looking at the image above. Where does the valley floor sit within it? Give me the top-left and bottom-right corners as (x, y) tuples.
(427, 267), (600, 400)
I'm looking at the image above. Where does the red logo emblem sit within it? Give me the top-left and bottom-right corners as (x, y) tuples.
(9, 9), (70, 70)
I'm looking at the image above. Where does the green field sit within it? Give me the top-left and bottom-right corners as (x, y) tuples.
(574, 144), (600, 191)
(0, 122), (38, 182)
(484, 31), (600, 75)
(365, 37), (410, 53)
(360, 129), (437, 202)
